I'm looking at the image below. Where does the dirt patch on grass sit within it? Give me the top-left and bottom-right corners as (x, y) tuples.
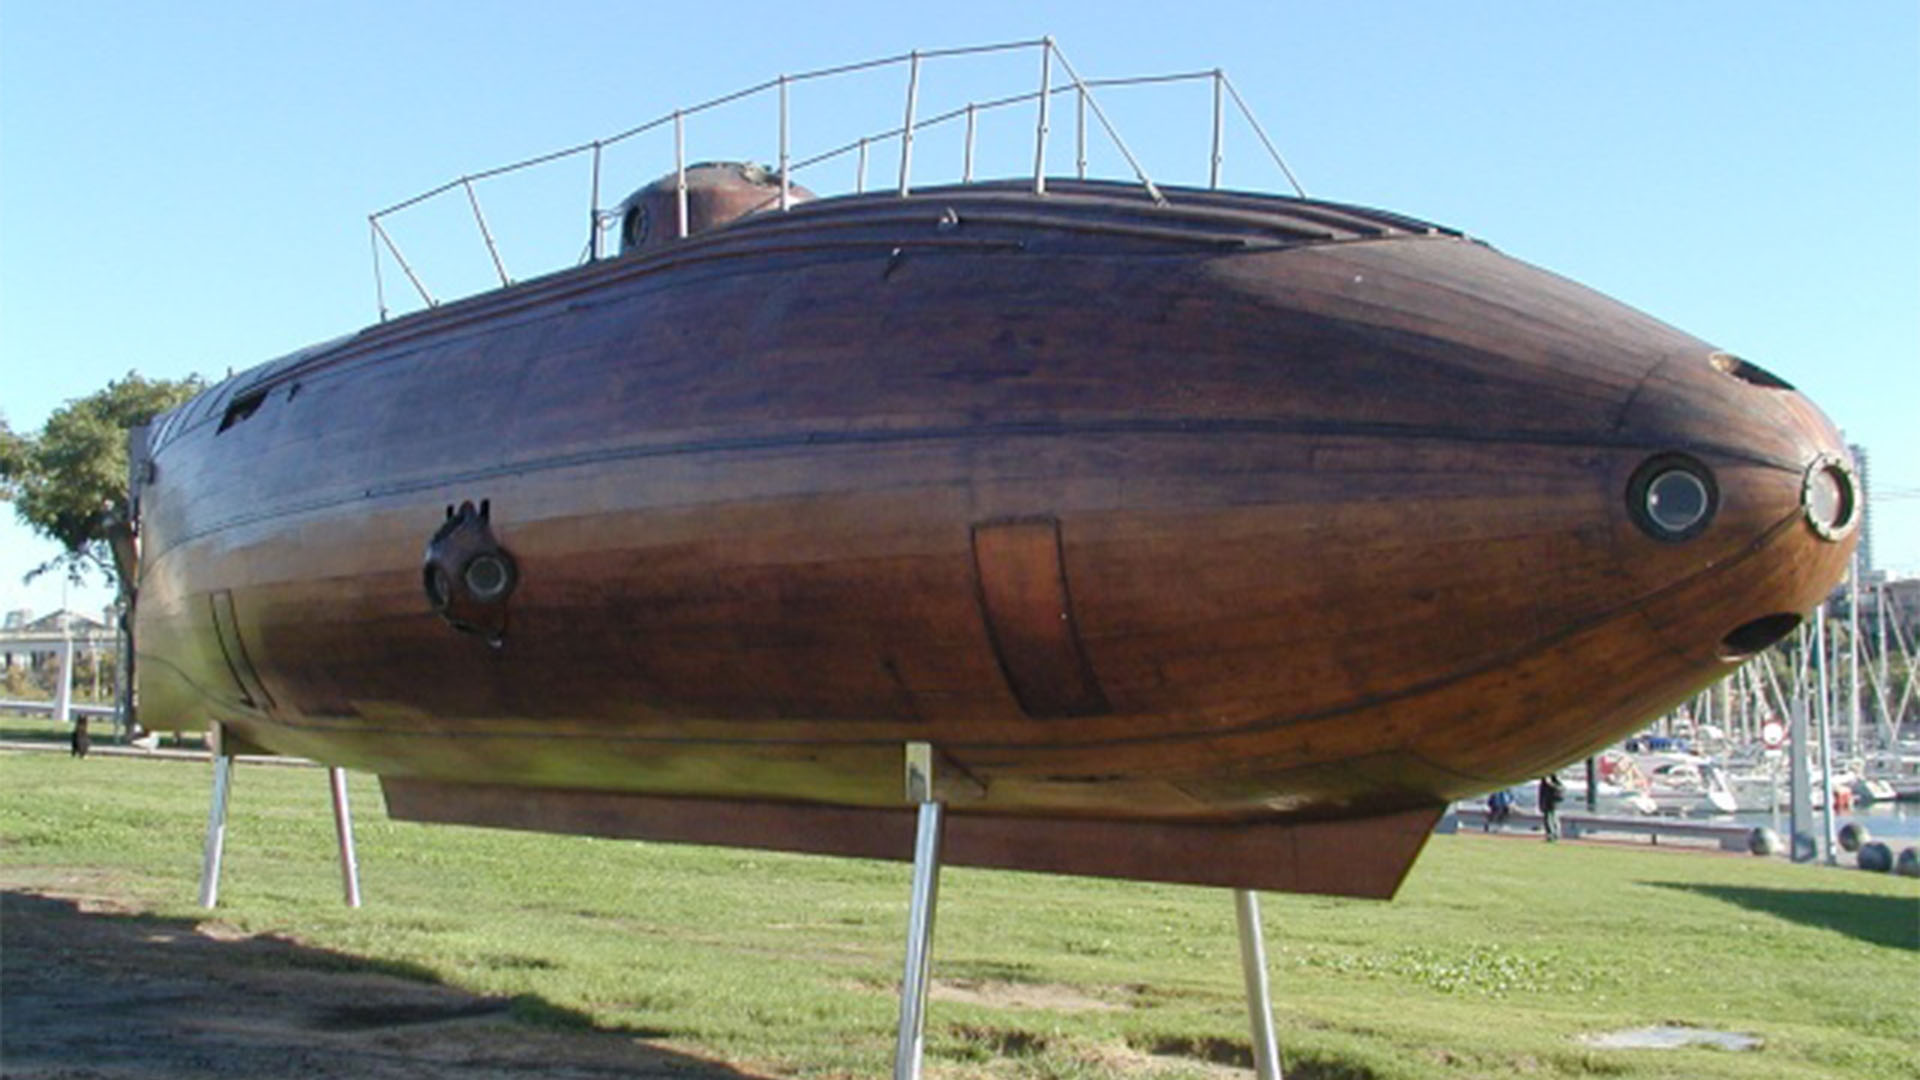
(932, 977), (1127, 1013)
(0, 884), (765, 1079)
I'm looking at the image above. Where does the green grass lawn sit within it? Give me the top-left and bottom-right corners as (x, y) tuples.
(2, 749), (1915, 1079)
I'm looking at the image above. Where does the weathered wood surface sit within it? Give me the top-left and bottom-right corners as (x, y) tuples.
(381, 778), (1443, 898)
(134, 179), (1856, 840)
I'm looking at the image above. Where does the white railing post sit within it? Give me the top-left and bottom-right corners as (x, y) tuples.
(1210, 69), (1225, 190)
(1032, 39), (1052, 194)
(589, 141), (604, 260)
(1075, 84), (1087, 180)
(779, 75), (792, 211)
(674, 110), (689, 238)
(462, 178), (511, 287)
(898, 51), (921, 197)
(963, 104), (977, 183)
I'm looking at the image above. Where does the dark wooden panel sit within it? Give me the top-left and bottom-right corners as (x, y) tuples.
(209, 589), (273, 710)
(381, 777), (1442, 899)
(972, 518), (1110, 719)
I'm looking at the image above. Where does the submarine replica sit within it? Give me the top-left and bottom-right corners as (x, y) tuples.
(130, 52), (1858, 904)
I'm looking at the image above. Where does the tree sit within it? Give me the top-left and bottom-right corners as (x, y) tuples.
(2, 372), (204, 596)
(0, 417), (27, 501)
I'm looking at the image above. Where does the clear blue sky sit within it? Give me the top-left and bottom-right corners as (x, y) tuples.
(3, 1), (1916, 620)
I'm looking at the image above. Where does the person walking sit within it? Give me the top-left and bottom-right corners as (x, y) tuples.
(1537, 774), (1565, 842)
(1485, 787), (1513, 831)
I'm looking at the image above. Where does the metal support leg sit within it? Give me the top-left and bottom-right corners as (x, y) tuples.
(894, 743), (944, 1080)
(1235, 889), (1283, 1080)
(53, 637), (74, 729)
(328, 767), (363, 908)
(197, 752), (234, 908)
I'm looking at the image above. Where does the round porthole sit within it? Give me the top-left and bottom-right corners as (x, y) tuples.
(463, 553), (515, 601)
(1801, 455), (1858, 542)
(1627, 454), (1718, 542)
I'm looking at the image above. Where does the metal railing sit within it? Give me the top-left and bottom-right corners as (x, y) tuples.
(367, 37), (1306, 322)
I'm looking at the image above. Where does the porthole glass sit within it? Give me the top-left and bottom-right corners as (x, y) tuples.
(464, 554), (513, 601)
(1627, 454), (1718, 542)
(1646, 470), (1710, 533)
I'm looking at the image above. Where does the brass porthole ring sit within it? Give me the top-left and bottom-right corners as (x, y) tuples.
(1801, 454), (1859, 542)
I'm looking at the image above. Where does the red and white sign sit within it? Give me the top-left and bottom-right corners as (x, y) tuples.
(1761, 719), (1787, 750)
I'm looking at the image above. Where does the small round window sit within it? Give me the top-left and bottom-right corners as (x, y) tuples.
(1627, 454), (1718, 542)
(464, 554), (515, 601)
(1801, 456), (1858, 542)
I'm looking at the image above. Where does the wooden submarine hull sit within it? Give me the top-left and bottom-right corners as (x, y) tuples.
(133, 180), (1857, 895)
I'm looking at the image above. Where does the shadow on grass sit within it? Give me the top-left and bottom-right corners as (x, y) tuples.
(0, 891), (767, 1078)
(1645, 882), (1919, 950)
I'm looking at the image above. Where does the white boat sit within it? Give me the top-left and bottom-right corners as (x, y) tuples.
(1508, 755), (1658, 816)
(1633, 752), (1739, 815)
(1861, 746), (1920, 802)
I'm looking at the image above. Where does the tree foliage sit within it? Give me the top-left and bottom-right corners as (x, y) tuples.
(1, 372), (203, 591)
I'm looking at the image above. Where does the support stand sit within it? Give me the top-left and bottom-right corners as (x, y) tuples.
(196, 726), (364, 909)
(883, 745), (1286, 1079)
(329, 766), (364, 908)
(1234, 889), (1283, 1079)
(893, 742), (944, 1080)
(197, 749), (234, 909)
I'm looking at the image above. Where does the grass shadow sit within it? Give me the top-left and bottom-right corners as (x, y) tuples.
(0, 890), (763, 1078)
(1644, 881), (1919, 950)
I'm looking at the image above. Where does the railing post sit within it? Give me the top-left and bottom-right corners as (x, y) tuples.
(370, 217), (436, 310)
(462, 177), (512, 287)
(1221, 73), (1307, 197)
(1032, 38), (1052, 194)
(369, 218), (389, 322)
(963, 104), (977, 183)
(1210, 69), (1225, 190)
(898, 51), (921, 197)
(674, 110), (689, 239)
(779, 75), (792, 211)
(589, 141), (604, 260)
(1075, 84), (1087, 180)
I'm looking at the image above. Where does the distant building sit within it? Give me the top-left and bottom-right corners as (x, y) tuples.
(1850, 441), (1874, 579)
(0, 609), (115, 674)
(22, 610), (110, 635)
